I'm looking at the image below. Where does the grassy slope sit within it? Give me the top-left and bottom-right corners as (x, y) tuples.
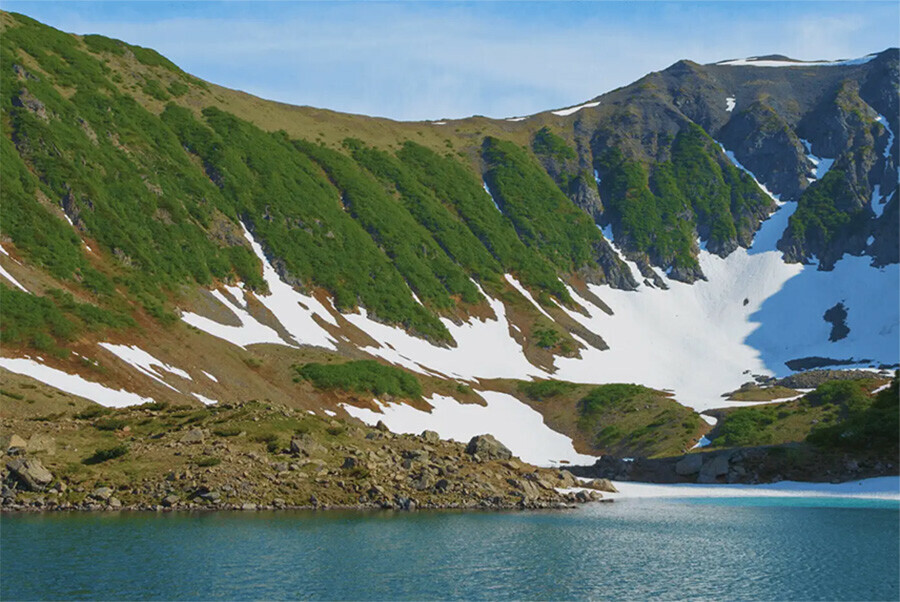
(495, 379), (706, 458)
(709, 376), (895, 450)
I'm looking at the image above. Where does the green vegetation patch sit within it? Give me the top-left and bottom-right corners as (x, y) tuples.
(518, 379), (578, 401)
(712, 376), (897, 452)
(575, 384), (702, 457)
(294, 360), (423, 400)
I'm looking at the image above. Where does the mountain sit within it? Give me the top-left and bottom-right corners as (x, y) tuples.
(0, 12), (897, 467)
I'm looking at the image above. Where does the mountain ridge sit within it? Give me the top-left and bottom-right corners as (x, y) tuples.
(0, 12), (897, 468)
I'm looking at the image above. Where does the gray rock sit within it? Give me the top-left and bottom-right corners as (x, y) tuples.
(241, 503), (257, 511)
(421, 430), (440, 443)
(675, 454), (704, 476)
(585, 478), (619, 493)
(290, 435), (325, 456)
(342, 457), (358, 470)
(6, 458), (53, 491)
(180, 429), (205, 444)
(5, 434), (28, 454)
(161, 494), (180, 507)
(91, 486), (114, 501)
(465, 435), (512, 461)
(375, 420), (391, 432)
(697, 454), (731, 484)
(108, 497), (122, 508)
(26, 434), (56, 455)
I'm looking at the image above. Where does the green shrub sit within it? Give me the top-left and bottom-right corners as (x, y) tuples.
(75, 406), (112, 419)
(295, 360), (422, 399)
(194, 456), (221, 467)
(713, 408), (776, 447)
(519, 379), (578, 401)
(83, 444), (128, 464)
(578, 384), (648, 418)
(93, 417), (127, 431)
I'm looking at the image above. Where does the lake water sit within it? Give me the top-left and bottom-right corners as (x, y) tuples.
(2, 497), (898, 601)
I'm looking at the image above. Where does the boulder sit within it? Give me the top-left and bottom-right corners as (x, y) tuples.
(585, 478), (619, 493)
(465, 435), (512, 461)
(697, 454), (730, 484)
(375, 420), (391, 432)
(421, 430), (440, 443)
(160, 494), (180, 507)
(6, 458), (53, 491)
(91, 486), (114, 501)
(675, 454), (704, 476)
(6, 434), (28, 454)
(290, 434), (325, 456)
(26, 434), (56, 455)
(180, 429), (205, 444)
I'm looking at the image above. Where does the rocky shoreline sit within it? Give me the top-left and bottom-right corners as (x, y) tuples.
(570, 445), (898, 485)
(1, 401), (617, 514)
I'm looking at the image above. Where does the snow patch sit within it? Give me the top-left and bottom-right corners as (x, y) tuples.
(506, 116), (527, 122)
(875, 114), (895, 160)
(202, 370), (219, 383)
(799, 139), (834, 182)
(700, 414), (718, 426)
(504, 274), (554, 321)
(98, 343), (192, 392)
(691, 435), (712, 449)
(240, 223), (338, 348)
(717, 55), (877, 68)
(604, 476), (899, 501)
(871, 185), (886, 218)
(0, 357), (153, 408)
(725, 97), (736, 112)
(191, 392), (218, 405)
(181, 290), (285, 349)
(482, 181), (501, 212)
(341, 392), (597, 466)
(0, 264), (28, 292)
(551, 101), (600, 117)
(718, 143), (780, 201)
(341, 287), (546, 381)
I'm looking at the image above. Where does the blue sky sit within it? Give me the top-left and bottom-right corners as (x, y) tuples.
(3, 1), (898, 121)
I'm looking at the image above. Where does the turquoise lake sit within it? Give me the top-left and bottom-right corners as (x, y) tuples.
(2, 497), (898, 601)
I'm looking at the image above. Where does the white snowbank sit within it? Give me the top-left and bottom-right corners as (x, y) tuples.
(181, 289), (285, 349)
(0, 264), (27, 292)
(341, 286), (547, 381)
(604, 476), (900, 501)
(700, 414), (718, 426)
(482, 181), (502, 212)
(0, 357), (153, 408)
(719, 144), (780, 201)
(725, 97), (736, 112)
(202, 370), (219, 383)
(800, 139), (834, 182)
(504, 274), (554, 321)
(191, 392), (217, 405)
(875, 114), (895, 160)
(240, 224), (338, 347)
(98, 343), (192, 394)
(551, 101), (600, 117)
(341, 391), (597, 466)
(506, 116), (527, 122)
(717, 55), (876, 68)
(180, 225), (338, 351)
(690, 435), (712, 449)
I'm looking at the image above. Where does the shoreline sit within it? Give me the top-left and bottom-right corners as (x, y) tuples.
(601, 475), (900, 501)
